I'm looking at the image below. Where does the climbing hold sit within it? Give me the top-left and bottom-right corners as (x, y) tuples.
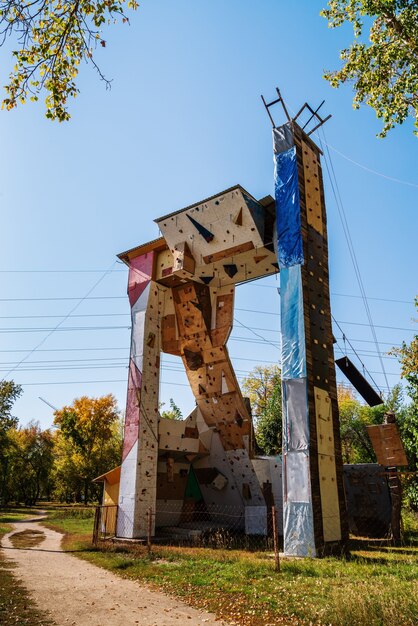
(223, 264), (238, 278)
(233, 208), (243, 226)
(186, 214), (215, 243)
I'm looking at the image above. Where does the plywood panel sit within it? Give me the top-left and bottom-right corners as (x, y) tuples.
(171, 278), (253, 456)
(202, 346), (228, 365)
(215, 293), (234, 331)
(225, 449), (265, 506)
(173, 283), (212, 337)
(215, 421), (250, 450)
(315, 387), (341, 542)
(302, 140), (323, 236)
(155, 248), (175, 282)
(156, 472), (189, 500)
(367, 424), (408, 467)
(161, 314), (180, 355)
(156, 188), (265, 267)
(118, 280), (163, 537)
(203, 241), (255, 264)
(318, 453), (341, 542)
(316, 387), (334, 457)
(173, 241), (196, 275)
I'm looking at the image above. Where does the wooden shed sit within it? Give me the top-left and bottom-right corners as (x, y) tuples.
(93, 466), (121, 506)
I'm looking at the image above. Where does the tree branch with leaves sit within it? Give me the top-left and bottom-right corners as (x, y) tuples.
(0, 0), (138, 120)
(322, 0), (418, 136)
(242, 365), (282, 455)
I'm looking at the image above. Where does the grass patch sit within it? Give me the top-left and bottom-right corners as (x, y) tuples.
(42, 505), (95, 538)
(43, 508), (418, 626)
(0, 509), (54, 625)
(0, 508), (39, 534)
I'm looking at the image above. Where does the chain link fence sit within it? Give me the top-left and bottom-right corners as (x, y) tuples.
(94, 503), (281, 553)
(154, 504), (278, 551)
(93, 500), (418, 555)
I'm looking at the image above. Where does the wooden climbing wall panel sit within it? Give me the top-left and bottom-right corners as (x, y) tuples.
(117, 269), (164, 539)
(133, 282), (164, 536)
(315, 387), (341, 542)
(172, 281), (252, 452)
(153, 186), (279, 290)
(367, 423), (408, 467)
(294, 124), (348, 553)
(302, 140), (323, 236)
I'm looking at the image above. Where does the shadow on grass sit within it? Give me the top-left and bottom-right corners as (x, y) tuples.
(113, 560), (136, 570)
(282, 562), (320, 577)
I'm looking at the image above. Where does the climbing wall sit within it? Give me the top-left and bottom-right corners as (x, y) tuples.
(117, 186), (280, 538)
(274, 121), (348, 556)
(117, 250), (164, 538)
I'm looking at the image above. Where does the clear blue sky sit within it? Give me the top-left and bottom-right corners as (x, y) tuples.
(1, 0), (416, 429)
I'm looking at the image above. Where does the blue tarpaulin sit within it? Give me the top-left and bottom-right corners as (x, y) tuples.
(273, 124), (304, 268)
(280, 265), (306, 380)
(274, 122), (316, 557)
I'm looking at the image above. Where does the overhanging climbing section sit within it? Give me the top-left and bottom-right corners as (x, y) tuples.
(274, 120), (348, 556)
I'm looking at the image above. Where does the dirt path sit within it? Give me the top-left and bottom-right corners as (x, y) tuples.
(1, 518), (228, 626)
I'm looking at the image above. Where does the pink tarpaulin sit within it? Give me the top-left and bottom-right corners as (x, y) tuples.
(122, 359), (143, 461)
(128, 252), (154, 307)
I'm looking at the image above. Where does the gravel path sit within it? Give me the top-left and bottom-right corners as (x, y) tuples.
(1, 518), (228, 626)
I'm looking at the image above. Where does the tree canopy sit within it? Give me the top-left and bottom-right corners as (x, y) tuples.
(0, 380), (23, 504)
(6, 422), (54, 505)
(0, 379), (22, 434)
(0, 0), (138, 121)
(242, 365), (282, 455)
(53, 394), (122, 502)
(160, 398), (183, 421)
(322, 1), (418, 136)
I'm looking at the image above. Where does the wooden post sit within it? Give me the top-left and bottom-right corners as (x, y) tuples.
(147, 508), (152, 555)
(387, 468), (402, 545)
(272, 506), (280, 572)
(92, 505), (100, 546)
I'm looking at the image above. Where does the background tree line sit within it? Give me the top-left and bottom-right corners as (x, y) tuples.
(0, 388), (182, 506)
(0, 389), (122, 505)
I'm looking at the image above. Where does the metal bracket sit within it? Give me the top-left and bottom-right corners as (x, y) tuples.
(261, 86), (331, 135)
(293, 100), (332, 136)
(261, 87), (291, 128)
